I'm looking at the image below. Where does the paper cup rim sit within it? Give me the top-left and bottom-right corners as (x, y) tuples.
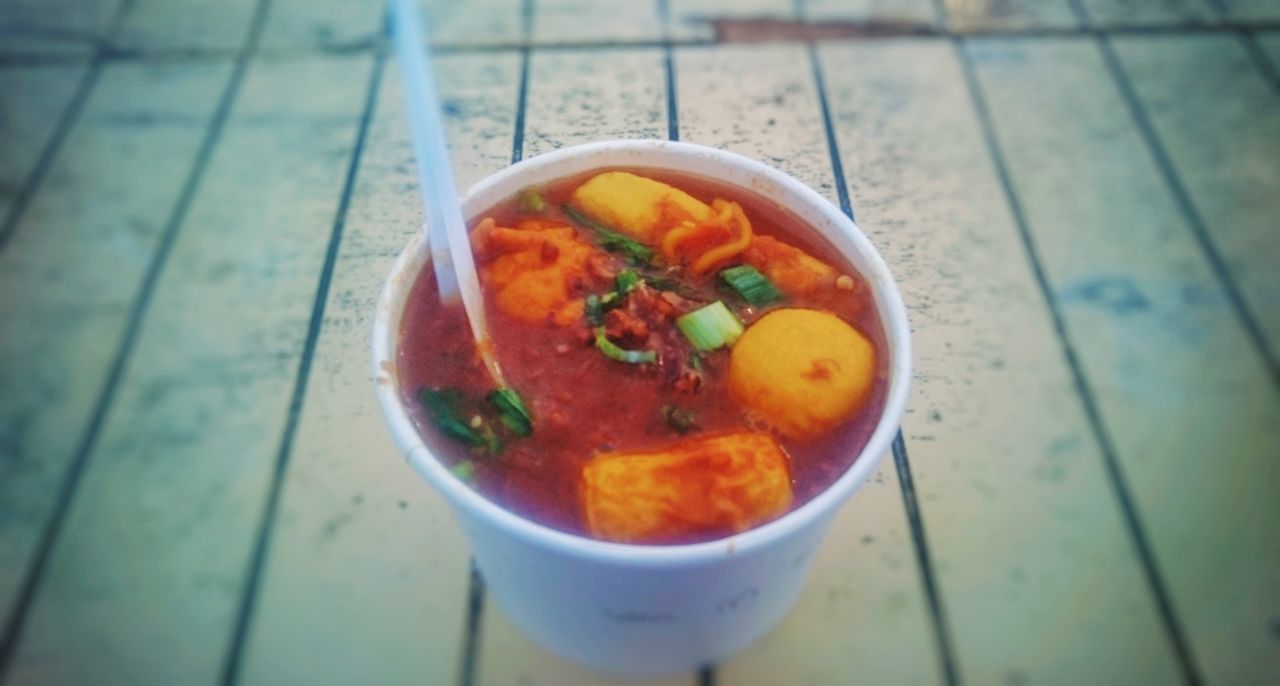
(372, 140), (911, 567)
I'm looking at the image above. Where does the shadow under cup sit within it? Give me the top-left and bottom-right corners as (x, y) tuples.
(372, 140), (912, 677)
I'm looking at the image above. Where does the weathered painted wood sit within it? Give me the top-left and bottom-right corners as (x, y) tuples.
(0, 0), (119, 55)
(478, 611), (696, 685)
(821, 39), (1184, 684)
(259, 0), (382, 51)
(472, 46), (676, 683)
(805, 0), (939, 26)
(676, 43), (940, 684)
(0, 64), (88, 223)
(676, 44), (834, 200)
(1112, 34), (1280, 369)
(5, 54), (373, 685)
(533, 0), (665, 44)
(237, 52), (522, 686)
(523, 48), (666, 157)
(1220, 0), (1280, 21)
(967, 35), (1280, 682)
(0, 0), (122, 40)
(424, 0), (524, 47)
(261, 0), (523, 51)
(1260, 30), (1280, 64)
(668, 0), (792, 42)
(0, 58), (231, 629)
(0, 34), (95, 57)
(669, 0), (941, 42)
(1077, 0), (1217, 26)
(943, 0), (1080, 31)
(114, 0), (258, 51)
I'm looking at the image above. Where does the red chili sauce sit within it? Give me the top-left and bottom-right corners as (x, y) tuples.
(397, 169), (888, 544)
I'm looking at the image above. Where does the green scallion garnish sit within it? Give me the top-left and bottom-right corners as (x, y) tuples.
(594, 327), (657, 364)
(488, 387), (533, 437)
(676, 301), (744, 351)
(615, 269), (641, 296)
(420, 388), (483, 447)
(719, 264), (782, 306)
(561, 204), (654, 265)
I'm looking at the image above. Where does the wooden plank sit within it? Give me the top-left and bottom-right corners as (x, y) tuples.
(0, 34), (95, 57)
(533, 0), (664, 44)
(114, 0), (258, 51)
(0, 0), (119, 55)
(473, 46), (686, 685)
(676, 43), (941, 685)
(1077, 0), (1217, 26)
(237, 51), (522, 686)
(1260, 30), (1280, 64)
(260, 0), (522, 51)
(1111, 34), (1280, 368)
(259, 0), (382, 51)
(0, 58), (231, 628)
(0, 0), (122, 41)
(1221, 0), (1280, 21)
(522, 48), (667, 157)
(943, 0), (1079, 31)
(424, 0), (524, 47)
(1083, 35), (1280, 681)
(481, 612), (697, 686)
(821, 39), (1184, 683)
(4, 54), (373, 685)
(805, 0), (939, 26)
(0, 64), (88, 225)
(668, 0), (791, 42)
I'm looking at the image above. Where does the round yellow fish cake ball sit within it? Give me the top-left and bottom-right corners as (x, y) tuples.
(729, 308), (876, 439)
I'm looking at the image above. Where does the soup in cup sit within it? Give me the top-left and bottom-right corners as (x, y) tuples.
(372, 140), (910, 677)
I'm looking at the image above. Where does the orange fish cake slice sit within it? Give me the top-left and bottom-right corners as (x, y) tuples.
(581, 431), (794, 544)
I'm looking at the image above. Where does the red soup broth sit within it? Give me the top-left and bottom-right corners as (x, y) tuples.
(397, 168), (888, 544)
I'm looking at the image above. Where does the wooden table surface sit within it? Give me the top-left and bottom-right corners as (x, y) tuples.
(1, 0), (1278, 684)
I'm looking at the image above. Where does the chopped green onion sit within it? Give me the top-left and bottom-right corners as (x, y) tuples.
(615, 269), (641, 296)
(662, 404), (698, 434)
(561, 204), (654, 265)
(676, 301), (744, 351)
(488, 387), (533, 437)
(420, 387), (512, 456)
(517, 187), (546, 214)
(450, 461), (477, 483)
(585, 294), (604, 327)
(719, 264), (782, 306)
(420, 388), (483, 447)
(594, 327), (657, 364)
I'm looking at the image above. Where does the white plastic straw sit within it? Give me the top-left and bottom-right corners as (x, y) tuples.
(390, 0), (504, 385)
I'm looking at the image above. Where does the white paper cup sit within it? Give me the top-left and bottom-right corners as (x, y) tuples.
(372, 140), (911, 677)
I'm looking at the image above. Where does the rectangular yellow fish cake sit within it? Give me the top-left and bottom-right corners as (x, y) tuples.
(581, 431), (793, 543)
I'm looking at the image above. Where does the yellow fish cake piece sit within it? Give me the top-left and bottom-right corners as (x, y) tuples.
(570, 171), (712, 243)
(581, 431), (793, 543)
(729, 309), (876, 439)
